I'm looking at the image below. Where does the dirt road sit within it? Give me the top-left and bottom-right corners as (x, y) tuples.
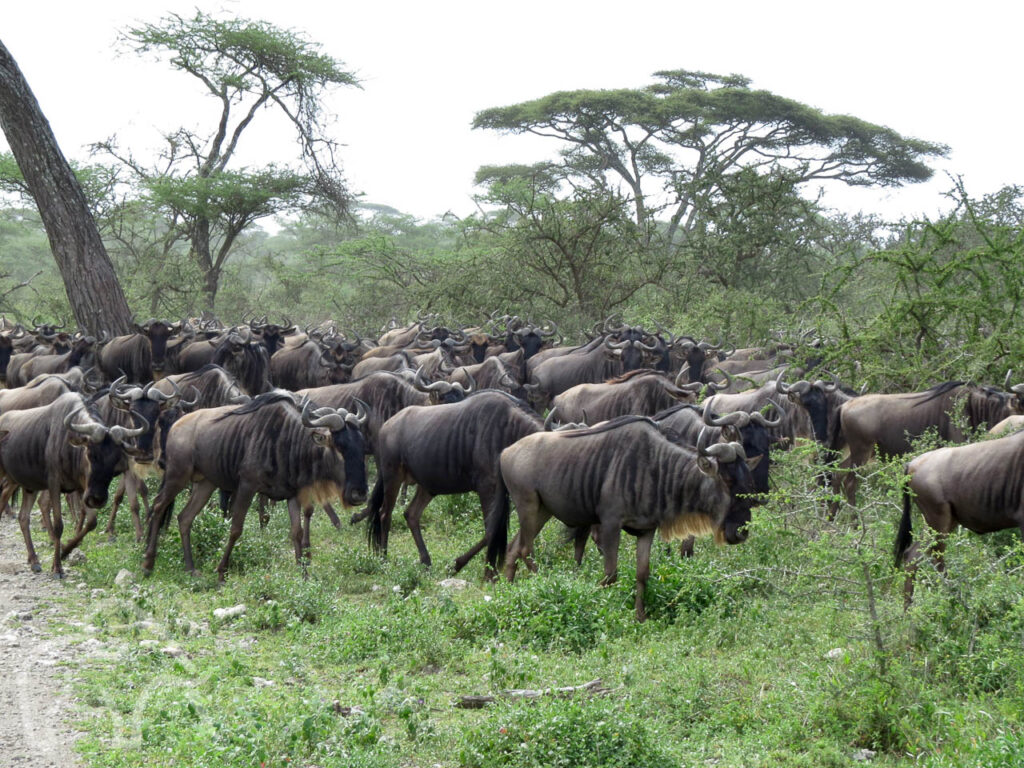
(0, 519), (82, 767)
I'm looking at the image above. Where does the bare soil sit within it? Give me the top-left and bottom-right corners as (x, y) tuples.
(0, 518), (82, 767)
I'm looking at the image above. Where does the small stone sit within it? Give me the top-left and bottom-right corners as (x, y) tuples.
(213, 604), (247, 620)
(370, 584), (383, 592)
(91, 589), (106, 599)
(65, 550), (87, 565)
(135, 620), (162, 633)
(852, 748), (876, 762)
(139, 639), (160, 649)
(252, 676), (275, 688)
(825, 647), (846, 660)
(114, 569), (135, 587)
(18, 612), (32, 621)
(1, 632), (20, 646)
(438, 578), (469, 590)
(392, 585), (402, 593)
(161, 645), (185, 658)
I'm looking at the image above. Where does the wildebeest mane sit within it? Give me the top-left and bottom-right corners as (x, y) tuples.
(605, 368), (665, 385)
(556, 414), (660, 438)
(213, 390), (297, 421)
(912, 381), (968, 406)
(469, 388), (542, 424)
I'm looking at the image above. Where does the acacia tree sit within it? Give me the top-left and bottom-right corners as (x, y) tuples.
(473, 70), (948, 248)
(0, 39), (133, 334)
(95, 12), (360, 309)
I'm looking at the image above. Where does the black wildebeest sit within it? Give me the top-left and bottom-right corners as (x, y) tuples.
(490, 418), (759, 621)
(894, 428), (1024, 599)
(0, 392), (146, 575)
(835, 380), (1023, 508)
(141, 393), (369, 580)
(365, 390), (543, 573)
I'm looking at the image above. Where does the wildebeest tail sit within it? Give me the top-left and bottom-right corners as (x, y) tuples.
(366, 474), (386, 552)
(894, 472), (914, 567)
(485, 471), (510, 570)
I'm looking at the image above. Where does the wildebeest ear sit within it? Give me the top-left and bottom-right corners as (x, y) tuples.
(746, 455), (763, 471)
(311, 427), (330, 445)
(697, 455), (718, 477)
(132, 322), (144, 334)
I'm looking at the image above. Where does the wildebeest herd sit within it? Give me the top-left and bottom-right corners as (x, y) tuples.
(0, 313), (1021, 620)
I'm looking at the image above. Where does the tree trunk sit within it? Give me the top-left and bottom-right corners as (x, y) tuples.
(0, 39), (133, 336)
(192, 217), (219, 311)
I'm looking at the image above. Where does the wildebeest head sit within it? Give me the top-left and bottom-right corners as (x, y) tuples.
(701, 399), (783, 497)
(604, 333), (657, 372)
(133, 319), (179, 374)
(775, 372), (839, 444)
(411, 366), (471, 404)
(301, 399), (369, 506)
(696, 427), (761, 545)
(513, 321), (558, 360)
(109, 376), (194, 464)
(64, 404), (149, 508)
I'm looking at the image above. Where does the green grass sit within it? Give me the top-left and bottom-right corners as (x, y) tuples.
(35, 449), (1024, 767)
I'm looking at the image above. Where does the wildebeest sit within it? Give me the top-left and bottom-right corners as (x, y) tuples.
(894, 428), (1024, 598)
(18, 335), (97, 381)
(448, 355), (520, 397)
(523, 336), (623, 412)
(271, 336), (343, 389)
(835, 380), (1023, 508)
(490, 418), (759, 621)
(0, 392), (146, 575)
(141, 392), (368, 579)
(98, 319), (180, 383)
(551, 369), (703, 423)
(365, 390), (544, 573)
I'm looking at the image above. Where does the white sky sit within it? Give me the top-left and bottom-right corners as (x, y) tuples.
(3, 1), (1021, 223)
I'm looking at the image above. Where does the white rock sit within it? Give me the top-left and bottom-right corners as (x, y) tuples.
(370, 584), (383, 592)
(213, 604), (247, 620)
(252, 676), (275, 688)
(139, 639), (160, 649)
(114, 569), (135, 587)
(852, 748), (876, 762)
(161, 645), (185, 658)
(392, 585), (402, 593)
(825, 647), (846, 660)
(438, 578), (470, 590)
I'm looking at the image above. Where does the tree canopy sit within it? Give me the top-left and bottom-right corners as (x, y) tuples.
(473, 70), (948, 245)
(94, 11), (360, 309)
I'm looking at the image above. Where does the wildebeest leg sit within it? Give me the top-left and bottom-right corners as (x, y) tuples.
(678, 535), (695, 558)
(369, 475), (403, 556)
(286, 498), (305, 567)
(254, 494), (272, 529)
(0, 479), (18, 521)
(452, 487), (496, 574)
(17, 491), (41, 572)
(141, 470), (192, 575)
(320, 503), (342, 529)
(572, 527), (590, 566)
(128, 473), (150, 542)
(105, 475), (127, 538)
(45, 484), (64, 578)
(402, 485), (435, 567)
(302, 505), (315, 553)
(596, 518), (621, 587)
(176, 480), (218, 575)
(61, 500), (98, 559)
(634, 529), (656, 623)
(503, 490), (550, 581)
(216, 485), (257, 582)
(69, 492), (85, 535)
(839, 444), (874, 510)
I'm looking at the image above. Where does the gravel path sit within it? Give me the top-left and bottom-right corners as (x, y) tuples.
(0, 519), (82, 767)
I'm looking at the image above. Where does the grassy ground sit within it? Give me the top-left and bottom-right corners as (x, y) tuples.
(38, 446), (1024, 767)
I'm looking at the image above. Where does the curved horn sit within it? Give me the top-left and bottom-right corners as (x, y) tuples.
(544, 407), (559, 431)
(64, 406), (107, 442)
(704, 369), (733, 394)
(348, 398), (370, 428)
(109, 412), (150, 444)
(605, 337), (629, 350)
(814, 372), (840, 393)
(774, 368), (793, 395)
(701, 399), (751, 428)
(750, 398), (785, 428)
(538, 321), (558, 338)
(300, 398), (345, 431)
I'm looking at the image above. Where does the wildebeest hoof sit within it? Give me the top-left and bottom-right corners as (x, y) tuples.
(50, 571), (65, 580)
(30, 563), (42, 573)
